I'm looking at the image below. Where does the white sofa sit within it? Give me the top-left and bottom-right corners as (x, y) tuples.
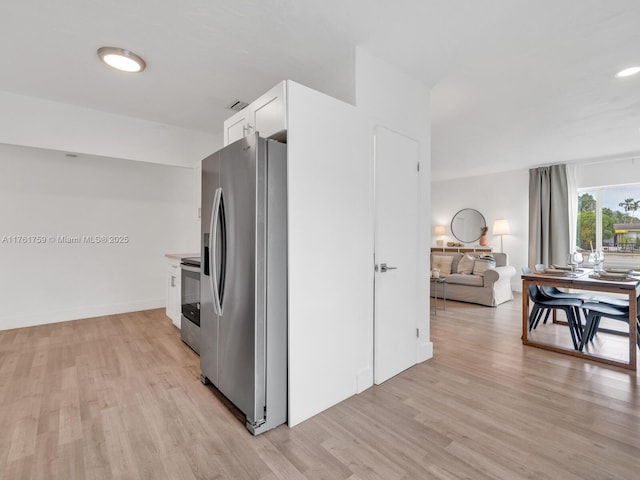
(430, 251), (516, 307)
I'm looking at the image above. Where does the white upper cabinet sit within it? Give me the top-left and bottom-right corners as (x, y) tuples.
(224, 81), (287, 145)
(224, 111), (249, 145)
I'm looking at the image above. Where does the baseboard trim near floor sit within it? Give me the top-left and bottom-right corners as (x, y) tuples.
(418, 340), (434, 362)
(355, 367), (373, 393)
(0, 299), (165, 331)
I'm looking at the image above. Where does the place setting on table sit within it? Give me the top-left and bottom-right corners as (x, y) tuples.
(533, 248), (640, 281)
(536, 264), (583, 277)
(529, 251), (589, 277)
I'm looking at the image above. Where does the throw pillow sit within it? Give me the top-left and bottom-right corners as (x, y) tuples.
(473, 256), (496, 276)
(457, 254), (476, 274)
(432, 255), (454, 275)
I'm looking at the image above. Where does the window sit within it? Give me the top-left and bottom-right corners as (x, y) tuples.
(577, 184), (640, 269)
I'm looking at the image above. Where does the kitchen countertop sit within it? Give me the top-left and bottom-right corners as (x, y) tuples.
(165, 252), (199, 260)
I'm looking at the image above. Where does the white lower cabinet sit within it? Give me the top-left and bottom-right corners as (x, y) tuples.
(166, 258), (181, 328)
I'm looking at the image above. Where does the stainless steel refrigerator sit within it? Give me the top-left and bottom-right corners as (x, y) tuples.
(200, 133), (287, 435)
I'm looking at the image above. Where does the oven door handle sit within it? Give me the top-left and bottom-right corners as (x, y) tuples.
(180, 265), (201, 273)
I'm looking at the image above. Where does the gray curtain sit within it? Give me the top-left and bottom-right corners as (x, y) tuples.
(528, 164), (570, 267)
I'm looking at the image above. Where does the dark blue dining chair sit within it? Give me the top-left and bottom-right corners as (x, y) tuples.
(540, 284), (629, 307)
(579, 298), (640, 351)
(526, 284), (583, 350)
(523, 266), (588, 334)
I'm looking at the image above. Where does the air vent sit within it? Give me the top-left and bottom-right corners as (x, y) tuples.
(227, 99), (249, 112)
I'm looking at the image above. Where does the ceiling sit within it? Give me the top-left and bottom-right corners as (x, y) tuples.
(2, 1), (640, 180)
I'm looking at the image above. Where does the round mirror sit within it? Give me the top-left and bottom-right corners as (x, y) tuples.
(450, 208), (486, 243)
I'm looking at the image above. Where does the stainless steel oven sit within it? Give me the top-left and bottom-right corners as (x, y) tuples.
(180, 257), (201, 354)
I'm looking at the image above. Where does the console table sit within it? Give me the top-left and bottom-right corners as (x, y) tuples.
(431, 247), (492, 253)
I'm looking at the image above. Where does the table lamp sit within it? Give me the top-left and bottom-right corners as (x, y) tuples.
(434, 225), (446, 247)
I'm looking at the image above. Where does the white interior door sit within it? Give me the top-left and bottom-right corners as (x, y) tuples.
(374, 126), (420, 385)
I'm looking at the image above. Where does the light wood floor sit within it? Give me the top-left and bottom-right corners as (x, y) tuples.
(2, 297), (640, 479)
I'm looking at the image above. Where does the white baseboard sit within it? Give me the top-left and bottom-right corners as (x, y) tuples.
(355, 366), (373, 393)
(0, 298), (165, 331)
(418, 340), (434, 362)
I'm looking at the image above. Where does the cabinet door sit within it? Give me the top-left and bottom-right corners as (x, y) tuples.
(224, 111), (248, 146)
(166, 260), (181, 328)
(252, 83), (286, 140)
(222, 81), (287, 146)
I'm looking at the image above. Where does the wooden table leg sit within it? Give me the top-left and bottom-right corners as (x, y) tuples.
(522, 279), (529, 343)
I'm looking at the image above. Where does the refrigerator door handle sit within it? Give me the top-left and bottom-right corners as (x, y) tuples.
(218, 192), (227, 309)
(210, 187), (223, 315)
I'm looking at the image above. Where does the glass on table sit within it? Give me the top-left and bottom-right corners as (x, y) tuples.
(568, 251), (584, 272)
(574, 252), (584, 270)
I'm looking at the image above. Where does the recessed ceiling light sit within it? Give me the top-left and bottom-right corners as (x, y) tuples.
(615, 66), (640, 78)
(97, 47), (146, 73)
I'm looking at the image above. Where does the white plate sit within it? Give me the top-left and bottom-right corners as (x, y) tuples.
(604, 268), (631, 274)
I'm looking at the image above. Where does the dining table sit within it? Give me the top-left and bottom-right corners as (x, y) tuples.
(522, 268), (640, 371)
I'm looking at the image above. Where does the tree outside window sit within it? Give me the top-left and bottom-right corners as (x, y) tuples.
(576, 186), (640, 268)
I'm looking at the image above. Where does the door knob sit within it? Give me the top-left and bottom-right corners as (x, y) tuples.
(377, 263), (398, 273)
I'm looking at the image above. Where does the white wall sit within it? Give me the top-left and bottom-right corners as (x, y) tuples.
(355, 48), (431, 140)
(296, 50), (356, 107)
(431, 169), (529, 292)
(286, 49), (432, 427)
(576, 157), (640, 188)
(0, 90), (221, 168)
(0, 143), (199, 330)
(355, 48), (433, 361)
(286, 82), (371, 426)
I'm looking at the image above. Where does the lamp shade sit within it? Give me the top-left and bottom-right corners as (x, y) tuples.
(492, 219), (510, 236)
(434, 225), (446, 236)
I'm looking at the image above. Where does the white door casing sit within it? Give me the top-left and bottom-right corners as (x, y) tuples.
(373, 126), (420, 385)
